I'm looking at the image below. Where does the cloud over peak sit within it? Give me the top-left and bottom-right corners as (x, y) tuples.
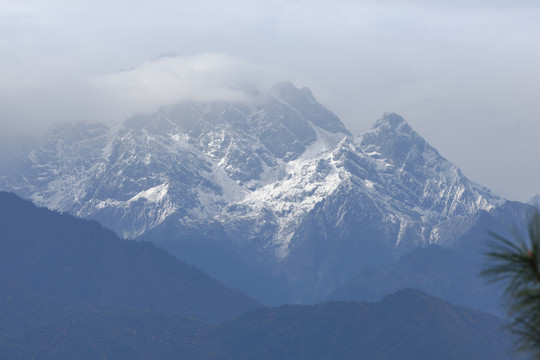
(93, 53), (269, 120)
(96, 53), (265, 106)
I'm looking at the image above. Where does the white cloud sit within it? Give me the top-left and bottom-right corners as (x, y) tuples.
(93, 54), (269, 120)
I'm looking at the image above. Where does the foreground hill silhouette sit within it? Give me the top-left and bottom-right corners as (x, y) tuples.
(0, 277), (208, 359)
(0, 192), (518, 358)
(0, 191), (258, 324)
(0, 278), (516, 359)
(208, 288), (515, 360)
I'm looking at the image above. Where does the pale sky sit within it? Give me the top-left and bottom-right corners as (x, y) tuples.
(1, 0), (539, 201)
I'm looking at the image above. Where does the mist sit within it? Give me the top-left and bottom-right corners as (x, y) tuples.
(1, 0), (539, 200)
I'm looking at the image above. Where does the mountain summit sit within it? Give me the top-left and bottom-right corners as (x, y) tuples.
(269, 82), (351, 135)
(0, 83), (507, 303)
(361, 112), (429, 166)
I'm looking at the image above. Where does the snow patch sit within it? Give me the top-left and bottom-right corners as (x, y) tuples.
(129, 183), (169, 203)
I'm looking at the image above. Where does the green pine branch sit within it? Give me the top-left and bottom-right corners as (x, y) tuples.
(482, 211), (540, 357)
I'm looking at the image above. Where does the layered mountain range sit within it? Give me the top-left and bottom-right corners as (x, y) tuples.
(0, 82), (529, 304)
(0, 191), (258, 324)
(0, 190), (515, 359)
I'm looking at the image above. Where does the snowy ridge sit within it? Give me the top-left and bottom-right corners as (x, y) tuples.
(222, 126), (347, 258)
(350, 113), (502, 251)
(129, 183), (169, 203)
(0, 83), (508, 302)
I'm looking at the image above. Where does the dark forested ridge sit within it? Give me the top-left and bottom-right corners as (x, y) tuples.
(0, 191), (518, 359)
(208, 288), (515, 360)
(0, 279), (516, 359)
(0, 277), (208, 359)
(0, 191), (258, 324)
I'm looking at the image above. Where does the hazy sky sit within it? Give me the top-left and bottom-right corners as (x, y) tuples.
(1, 0), (539, 201)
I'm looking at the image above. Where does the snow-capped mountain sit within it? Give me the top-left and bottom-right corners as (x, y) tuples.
(0, 82), (510, 303)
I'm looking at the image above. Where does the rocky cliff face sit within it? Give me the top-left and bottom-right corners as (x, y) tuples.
(0, 82), (509, 303)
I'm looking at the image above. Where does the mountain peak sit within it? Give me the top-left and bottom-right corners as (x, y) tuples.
(269, 82), (351, 136)
(269, 82), (316, 103)
(360, 113), (428, 167)
(371, 112), (413, 136)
